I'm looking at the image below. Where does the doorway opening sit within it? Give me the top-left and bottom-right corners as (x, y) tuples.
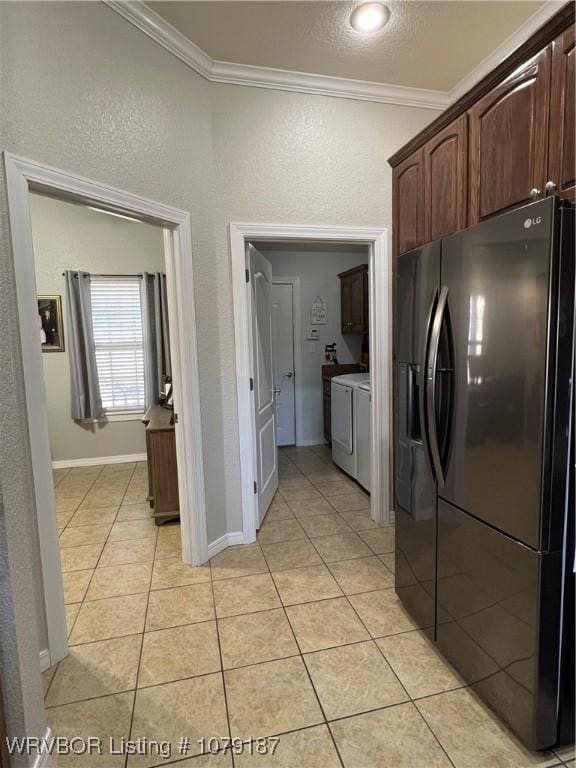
(262, 241), (371, 451)
(230, 224), (391, 545)
(271, 277), (300, 448)
(4, 154), (207, 671)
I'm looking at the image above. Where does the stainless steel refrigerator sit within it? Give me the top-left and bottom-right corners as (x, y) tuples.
(394, 197), (575, 750)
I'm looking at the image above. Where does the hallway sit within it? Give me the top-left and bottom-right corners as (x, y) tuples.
(43, 448), (569, 767)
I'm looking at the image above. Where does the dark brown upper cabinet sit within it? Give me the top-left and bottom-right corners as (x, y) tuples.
(549, 26), (575, 200)
(468, 47), (551, 224)
(389, 6), (574, 250)
(424, 114), (468, 241)
(339, 264), (368, 334)
(392, 148), (425, 256)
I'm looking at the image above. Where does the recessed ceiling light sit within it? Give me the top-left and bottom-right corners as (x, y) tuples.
(350, 2), (390, 33)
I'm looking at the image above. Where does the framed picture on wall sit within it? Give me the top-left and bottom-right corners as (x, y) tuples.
(37, 295), (65, 352)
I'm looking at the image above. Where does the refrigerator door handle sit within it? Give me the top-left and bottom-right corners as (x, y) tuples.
(426, 285), (449, 487)
(419, 291), (438, 477)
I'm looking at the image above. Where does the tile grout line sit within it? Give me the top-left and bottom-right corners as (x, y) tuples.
(52, 452), (554, 767)
(263, 456), (439, 761)
(256, 532), (347, 768)
(283, 468), (419, 718)
(61, 465), (129, 631)
(51, 453), (462, 767)
(260, 459), (371, 764)
(41, 647), (469, 718)
(56, 463), (106, 536)
(44, 464), (109, 701)
(277, 449), (461, 766)
(73, 464), (138, 619)
(411, 699), (458, 768)
(209, 557), (237, 768)
(124, 485), (160, 768)
(281, 449), (464, 768)
(49, 464), (149, 709)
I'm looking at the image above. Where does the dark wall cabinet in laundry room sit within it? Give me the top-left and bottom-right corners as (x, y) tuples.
(339, 264), (369, 334)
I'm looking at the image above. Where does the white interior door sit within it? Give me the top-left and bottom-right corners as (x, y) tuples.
(272, 282), (296, 446)
(248, 244), (278, 526)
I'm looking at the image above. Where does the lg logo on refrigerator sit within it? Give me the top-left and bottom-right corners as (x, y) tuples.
(524, 216), (543, 229)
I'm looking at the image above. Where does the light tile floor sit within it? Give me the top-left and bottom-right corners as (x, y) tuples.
(44, 447), (574, 768)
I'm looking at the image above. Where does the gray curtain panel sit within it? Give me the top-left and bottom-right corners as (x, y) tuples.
(64, 270), (104, 421)
(140, 272), (172, 409)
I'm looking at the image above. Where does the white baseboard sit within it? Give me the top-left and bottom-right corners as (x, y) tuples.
(207, 531), (245, 559)
(52, 453), (147, 469)
(39, 648), (51, 672)
(31, 727), (52, 768)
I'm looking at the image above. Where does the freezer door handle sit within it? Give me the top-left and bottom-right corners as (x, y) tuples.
(419, 290), (437, 478)
(426, 285), (449, 487)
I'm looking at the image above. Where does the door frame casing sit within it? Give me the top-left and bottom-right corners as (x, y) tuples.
(230, 223), (392, 544)
(271, 276), (302, 447)
(4, 152), (208, 666)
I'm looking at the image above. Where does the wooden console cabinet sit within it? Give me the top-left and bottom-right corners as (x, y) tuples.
(142, 405), (179, 525)
(389, 3), (575, 256)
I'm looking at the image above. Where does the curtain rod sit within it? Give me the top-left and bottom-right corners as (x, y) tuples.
(62, 272), (144, 278)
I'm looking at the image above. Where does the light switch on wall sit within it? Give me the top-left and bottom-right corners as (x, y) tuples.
(309, 342), (317, 353)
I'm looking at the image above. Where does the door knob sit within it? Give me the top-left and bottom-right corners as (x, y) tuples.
(545, 180), (557, 195)
(273, 388), (281, 395)
(284, 372), (293, 379)
(529, 188), (542, 201)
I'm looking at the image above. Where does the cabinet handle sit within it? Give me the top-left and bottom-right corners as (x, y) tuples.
(545, 180), (557, 195)
(529, 188), (542, 201)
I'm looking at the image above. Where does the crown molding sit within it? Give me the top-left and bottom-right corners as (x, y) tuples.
(209, 59), (448, 108)
(104, 0), (448, 110)
(449, 0), (565, 103)
(105, 0), (213, 77)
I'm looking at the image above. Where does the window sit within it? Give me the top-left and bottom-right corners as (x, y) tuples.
(90, 277), (145, 412)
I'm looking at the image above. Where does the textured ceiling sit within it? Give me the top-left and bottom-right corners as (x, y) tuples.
(146, 1), (546, 91)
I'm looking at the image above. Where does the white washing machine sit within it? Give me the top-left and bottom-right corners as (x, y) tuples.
(356, 381), (371, 492)
(331, 373), (370, 479)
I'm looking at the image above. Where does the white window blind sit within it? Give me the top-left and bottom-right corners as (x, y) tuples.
(90, 277), (145, 412)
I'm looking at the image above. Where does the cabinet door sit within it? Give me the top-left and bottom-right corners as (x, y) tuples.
(468, 47), (551, 223)
(349, 270), (365, 333)
(341, 274), (352, 332)
(549, 26), (575, 200)
(424, 114), (468, 240)
(393, 148), (425, 255)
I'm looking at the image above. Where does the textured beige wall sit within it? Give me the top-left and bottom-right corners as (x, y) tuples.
(210, 84), (438, 532)
(30, 192), (166, 463)
(0, 0), (439, 747)
(0, 0), (216, 748)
